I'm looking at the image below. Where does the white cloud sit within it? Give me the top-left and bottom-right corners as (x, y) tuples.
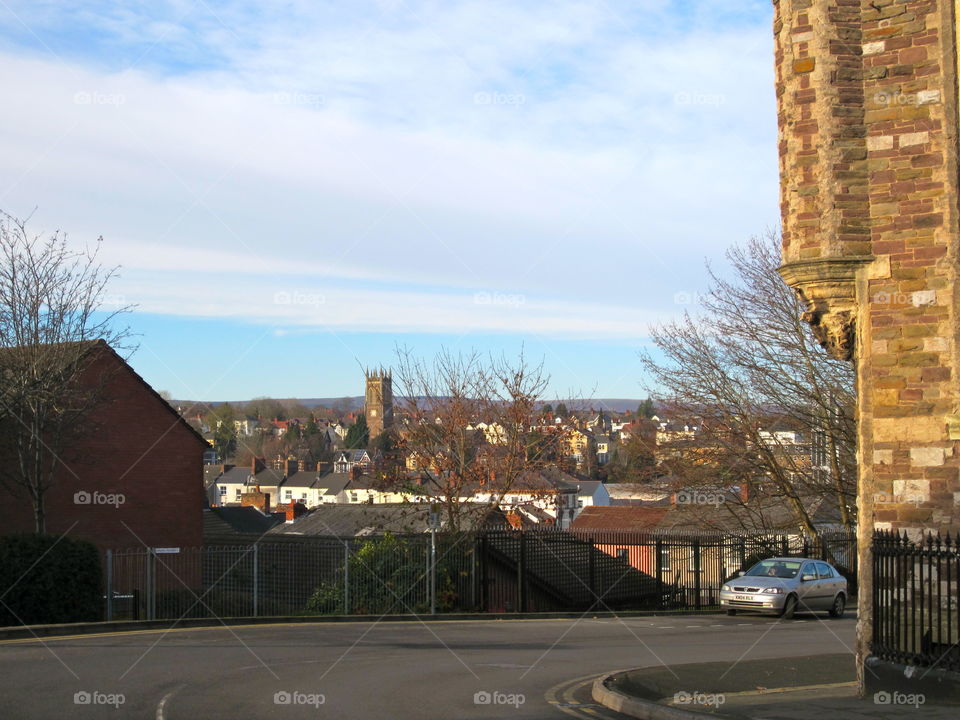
(0, 0), (778, 338)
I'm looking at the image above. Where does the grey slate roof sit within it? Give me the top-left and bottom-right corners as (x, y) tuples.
(282, 471), (322, 488)
(248, 468), (285, 487)
(216, 467), (255, 486)
(203, 506), (283, 537)
(269, 503), (505, 537)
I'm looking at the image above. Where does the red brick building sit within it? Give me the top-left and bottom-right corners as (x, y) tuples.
(0, 340), (207, 552)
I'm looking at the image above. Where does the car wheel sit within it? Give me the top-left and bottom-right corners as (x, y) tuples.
(781, 595), (798, 620)
(726, 609), (737, 616)
(829, 594), (845, 618)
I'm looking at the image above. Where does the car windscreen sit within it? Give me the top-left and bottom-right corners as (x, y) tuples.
(745, 559), (803, 578)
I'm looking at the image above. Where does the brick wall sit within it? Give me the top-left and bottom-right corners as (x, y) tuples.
(773, 0), (960, 690)
(775, 0), (960, 537)
(0, 344), (206, 552)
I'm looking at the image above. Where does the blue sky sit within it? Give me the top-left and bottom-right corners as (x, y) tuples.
(0, 1), (778, 401)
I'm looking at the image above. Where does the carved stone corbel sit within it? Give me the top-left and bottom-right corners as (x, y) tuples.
(778, 256), (873, 361)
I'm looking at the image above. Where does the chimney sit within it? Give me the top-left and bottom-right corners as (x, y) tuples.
(350, 464), (363, 482)
(737, 484), (750, 503)
(252, 456), (266, 474)
(285, 501), (308, 523)
(241, 490), (270, 514)
(221, 463), (234, 474)
(316, 461), (330, 474)
(286, 458), (298, 477)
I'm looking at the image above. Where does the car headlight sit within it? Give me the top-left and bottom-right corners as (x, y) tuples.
(722, 585), (732, 592)
(762, 587), (783, 594)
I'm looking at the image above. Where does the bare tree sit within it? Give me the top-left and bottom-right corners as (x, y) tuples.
(384, 347), (574, 532)
(0, 212), (132, 533)
(641, 232), (856, 540)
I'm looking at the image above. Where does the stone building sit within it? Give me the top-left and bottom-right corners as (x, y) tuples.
(773, 0), (959, 695)
(364, 368), (393, 440)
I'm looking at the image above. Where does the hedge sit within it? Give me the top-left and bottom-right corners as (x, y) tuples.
(0, 534), (102, 626)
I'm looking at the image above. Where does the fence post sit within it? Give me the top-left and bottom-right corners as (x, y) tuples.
(693, 539), (701, 608)
(105, 550), (113, 622)
(147, 548), (156, 621)
(252, 543), (259, 618)
(655, 538), (663, 610)
(480, 535), (488, 612)
(588, 539), (596, 609)
(430, 528), (437, 615)
(518, 531), (526, 613)
(343, 541), (350, 615)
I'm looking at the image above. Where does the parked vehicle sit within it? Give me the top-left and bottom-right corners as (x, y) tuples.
(719, 557), (847, 619)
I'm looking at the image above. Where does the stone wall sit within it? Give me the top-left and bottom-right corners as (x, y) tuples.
(772, 0), (960, 692)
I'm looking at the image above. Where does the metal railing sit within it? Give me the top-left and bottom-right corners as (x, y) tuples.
(101, 529), (857, 621)
(872, 530), (960, 672)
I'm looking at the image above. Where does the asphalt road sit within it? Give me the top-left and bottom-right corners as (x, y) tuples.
(0, 612), (856, 719)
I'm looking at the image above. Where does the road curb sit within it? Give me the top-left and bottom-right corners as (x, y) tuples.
(591, 672), (739, 720)
(0, 609), (725, 641)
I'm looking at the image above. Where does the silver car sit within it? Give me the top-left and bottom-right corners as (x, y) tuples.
(719, 557), (847, 619)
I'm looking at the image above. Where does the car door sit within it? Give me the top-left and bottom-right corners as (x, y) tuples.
(796, 562), (819, 608)
(815, 562), (839, 608)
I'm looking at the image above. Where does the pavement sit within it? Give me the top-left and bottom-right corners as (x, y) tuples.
(0, 613), (860, 719)
(594, 653), (958, 719)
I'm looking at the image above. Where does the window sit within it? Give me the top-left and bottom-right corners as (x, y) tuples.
(284, 490), (292, 500)
(816, 562), (834, 579)
(801, 563), (816, 578)
(301, 493), (307, 501)
(659, 547), (671, 572)
(219, 486), (227, 496)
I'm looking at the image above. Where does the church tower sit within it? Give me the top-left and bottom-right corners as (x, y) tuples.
(364, 368), (393, 440)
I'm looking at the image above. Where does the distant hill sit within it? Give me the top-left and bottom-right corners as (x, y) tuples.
(184, 397), (647, 414)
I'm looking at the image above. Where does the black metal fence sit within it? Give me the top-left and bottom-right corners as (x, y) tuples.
(872, 530), (960, 673)
(102, 529), (857, 621)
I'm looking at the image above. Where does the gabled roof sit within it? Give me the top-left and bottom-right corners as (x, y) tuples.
(318, 472), (352, 495)
(281, 471), (322, 488)
(3, 340), (211, 449)
(215, 467), (255, 486)
(248, 467), (284, 487)
(337, 449), (370, 462)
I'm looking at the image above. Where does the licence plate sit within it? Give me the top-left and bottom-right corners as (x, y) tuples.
(735, 595), (752, 601)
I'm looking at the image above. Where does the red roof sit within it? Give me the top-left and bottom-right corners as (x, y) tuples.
(570, 505), (670, 531)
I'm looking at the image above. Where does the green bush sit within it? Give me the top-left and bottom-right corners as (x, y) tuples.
(0, 534), (102, 626)
(305, 533), (461, 615)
